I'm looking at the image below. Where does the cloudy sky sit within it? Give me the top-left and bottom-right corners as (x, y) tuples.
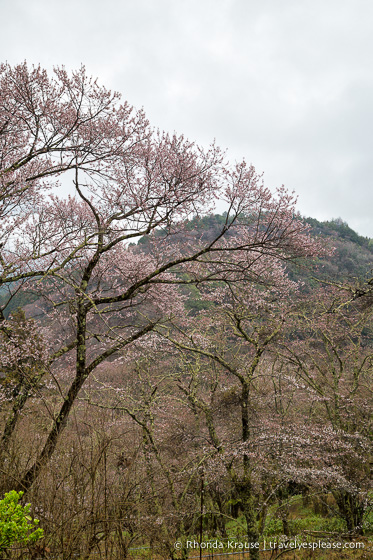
(2, 0), (373, 236)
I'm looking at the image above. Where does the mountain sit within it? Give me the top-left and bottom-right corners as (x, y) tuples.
(1, 215), (372, 317)
(303, 216), (372, 281)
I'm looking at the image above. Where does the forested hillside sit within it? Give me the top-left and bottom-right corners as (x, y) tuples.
(2, 215), (372, 318)
(304, 217), (372, 281)
(138, 213), (373, 279)
(137, 213), (373, 314)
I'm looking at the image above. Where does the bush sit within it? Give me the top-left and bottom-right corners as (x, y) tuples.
(0, 491), (44, 551)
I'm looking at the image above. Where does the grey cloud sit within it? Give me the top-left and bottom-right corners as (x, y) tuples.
(2, 0), (372, 235)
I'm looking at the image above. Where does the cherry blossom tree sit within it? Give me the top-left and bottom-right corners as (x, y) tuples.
(276, 286), (373, 534)
(0, 62), (151, 310)
(158, 275), (372, 549)
(0, 310), (48, 459)
(158, 273), (298, 560)
(82, 350), (206, 560)
(0, 63), (325, 496)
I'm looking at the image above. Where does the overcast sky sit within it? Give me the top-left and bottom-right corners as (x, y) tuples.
(2, 0), (372, 236)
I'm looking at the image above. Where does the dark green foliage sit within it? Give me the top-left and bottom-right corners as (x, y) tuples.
(303, 217), (373, 281)
(0, 288), (39, 319)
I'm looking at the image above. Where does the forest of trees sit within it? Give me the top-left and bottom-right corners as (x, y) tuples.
(0, 63), (371, 559)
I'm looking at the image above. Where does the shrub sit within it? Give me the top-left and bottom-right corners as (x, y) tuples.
(0, 491), (43, 551)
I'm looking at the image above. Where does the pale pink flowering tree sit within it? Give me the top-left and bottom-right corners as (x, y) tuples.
(0, 64), (324, 496)
(157, 272), (300, 560)
(0, 61), (151, 319)
(276, 287), (373, 534)
(156, 279), (372, 552)
(0, 309), (49, 461)
(81, 344), (207, 560)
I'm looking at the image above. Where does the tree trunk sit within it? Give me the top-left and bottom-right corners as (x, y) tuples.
(18, 303), (88, 491)
(236, 478), (259, 560)
(333, 490), (365, 535)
